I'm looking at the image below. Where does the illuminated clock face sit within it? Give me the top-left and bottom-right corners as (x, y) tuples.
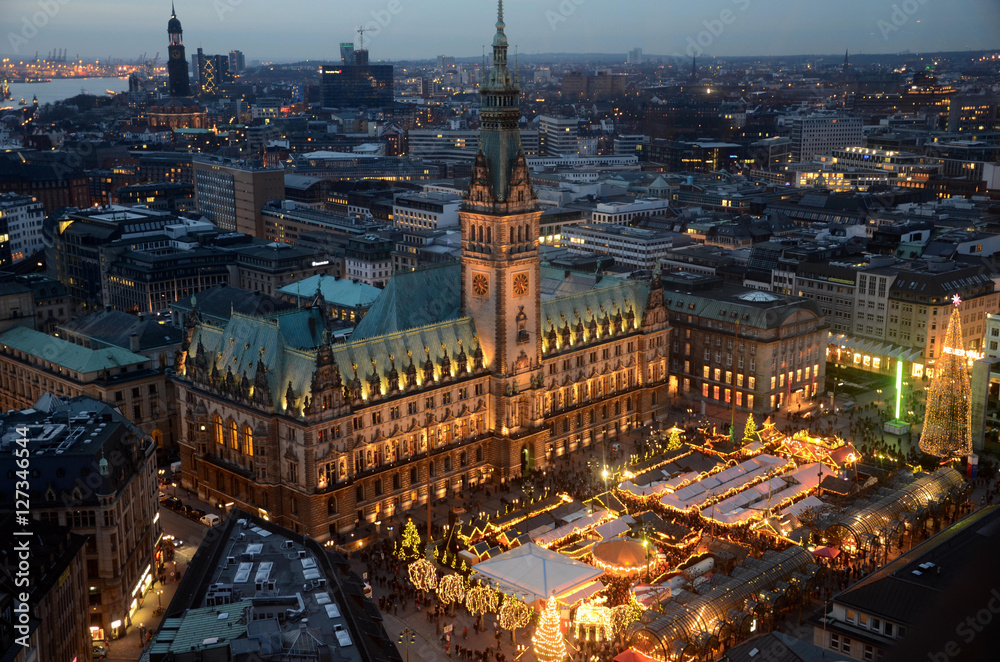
(170, 50), (181, 60)
(512, 273), (529, 297)
(472, 273), (489, 296)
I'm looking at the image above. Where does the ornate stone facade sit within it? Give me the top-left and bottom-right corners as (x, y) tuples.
(170, 5), (670, 543)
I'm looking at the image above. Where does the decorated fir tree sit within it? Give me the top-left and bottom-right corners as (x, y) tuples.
(533, 595), (567, 662)
(666, 428), (682, 451)
(919, 297), (973, 459)
(744, 413), (757, 443)
(397, 518), (422, 561)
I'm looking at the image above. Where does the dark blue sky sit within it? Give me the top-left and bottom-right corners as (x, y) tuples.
(2, 0), (998, 62)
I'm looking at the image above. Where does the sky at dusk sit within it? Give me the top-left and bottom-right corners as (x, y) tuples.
(1, 0), (998, 63)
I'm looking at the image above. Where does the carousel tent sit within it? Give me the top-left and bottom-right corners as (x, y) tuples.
(471, 542), (604, 603)
(592, 538), (651, 574)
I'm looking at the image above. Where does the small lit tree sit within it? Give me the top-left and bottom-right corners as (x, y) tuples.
(499, 595), (531, 644)
(533, 595), (567, 662)
(666, 429), (682, 451)
(744, 413), (758, 443)
(466, 585), (498, 615)
(408, 558), (437, 592)
(397, 518), (421, 561)
(437, 573), (466, 606)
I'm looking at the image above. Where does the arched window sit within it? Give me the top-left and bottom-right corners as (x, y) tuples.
(517, 225), (522, 242)
(228, 420), (238, 449)
(213, 414), (223, 444)
(328, 497), (337, 515)
(509, 227), (514, 243)
(486, 227), (492, 244)
(244, 426), (254, 456)
(478, 225), (483, 242)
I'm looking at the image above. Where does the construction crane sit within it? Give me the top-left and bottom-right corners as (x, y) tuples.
(151, 52), (160, 64)
(357, 25), (368, 51)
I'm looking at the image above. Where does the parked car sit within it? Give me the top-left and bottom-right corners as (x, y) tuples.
(92, 645), (108, 659)
(200, 513), (221, 527)
(163, 497), (182, 511)
(838, 401), (857, 413)
(187, 508), (206, 522)
(158, 492), (168, 502)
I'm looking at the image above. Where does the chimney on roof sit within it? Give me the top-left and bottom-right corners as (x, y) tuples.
(129, 333), (140, 352)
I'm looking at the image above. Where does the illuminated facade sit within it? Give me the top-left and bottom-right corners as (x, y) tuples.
(171, 5), (670, 542)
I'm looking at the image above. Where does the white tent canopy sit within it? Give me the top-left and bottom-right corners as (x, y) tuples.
(471, 543), (604, 603)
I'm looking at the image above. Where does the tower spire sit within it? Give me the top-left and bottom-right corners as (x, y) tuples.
(171, 0), (176, 18)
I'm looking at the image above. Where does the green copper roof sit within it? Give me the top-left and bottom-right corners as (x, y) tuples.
(278, 275), (382, 309)
(352, 263), (462, 341)
(0, 326), (149, 374)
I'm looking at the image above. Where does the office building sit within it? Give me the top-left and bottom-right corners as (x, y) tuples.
(0, 153), (90, 213)
(44, 205), (182, 312)
(663, 273), (828, 414)
(408, 128), (539, 160)
(590, 198), (673, 225)
(0, 193), (44, 264)
(946, 95), (999, 133)
(195, 48), (231, 96)
(228, 49), (245, 74)
(561, 71), (626, 101)
(166, 5), (191, 97)
(627, 48), (643, 65)
(340, 42), (355, 65)
(539, 115), (584, 157)
(780, 115), (864, 162)
(171, 6), (670, 541)
(320, 64), (394, 111)
(562, 223), (690, 270)
(392, 191), (461, 231)
(0, 396), (160, 644)
(193, 154), (285, 237)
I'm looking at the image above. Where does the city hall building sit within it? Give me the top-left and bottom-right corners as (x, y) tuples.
(171, 6), (670, 542)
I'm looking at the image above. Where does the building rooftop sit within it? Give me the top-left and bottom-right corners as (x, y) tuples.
(278, 275), (382, 309)
(154, 509), (400, 662)
(57, 308), (182, 352)
(0, 326), (149, 375)
(0, 395), (152, 507)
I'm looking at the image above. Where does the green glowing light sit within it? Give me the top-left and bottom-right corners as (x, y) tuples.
(895, 360), (903, 420)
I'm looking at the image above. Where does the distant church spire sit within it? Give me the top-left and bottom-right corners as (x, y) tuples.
(691, 54), (697, 80)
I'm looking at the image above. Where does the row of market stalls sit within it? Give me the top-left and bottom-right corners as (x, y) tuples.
(821, 467), (967, 552)
(626, 546), (819, 661)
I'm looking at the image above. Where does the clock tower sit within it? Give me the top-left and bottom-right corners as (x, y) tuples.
(167, 3), (191, 97)
(461, 2), (545, 457)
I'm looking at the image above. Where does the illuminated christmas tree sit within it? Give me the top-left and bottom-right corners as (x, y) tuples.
(666, 428), (682, 451)
(744, 413), (757, 443)
(919, 297), (972, 459)
(533, 595), (567, 662)
(397, 518), (421, 561)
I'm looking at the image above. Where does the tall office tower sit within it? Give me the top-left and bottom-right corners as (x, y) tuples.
(340, 42), (355, 65)
(228, 49), (245, 74)
(166, 2), (191, 96)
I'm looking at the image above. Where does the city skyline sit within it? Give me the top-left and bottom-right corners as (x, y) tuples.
(1, 0), (998, 63)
